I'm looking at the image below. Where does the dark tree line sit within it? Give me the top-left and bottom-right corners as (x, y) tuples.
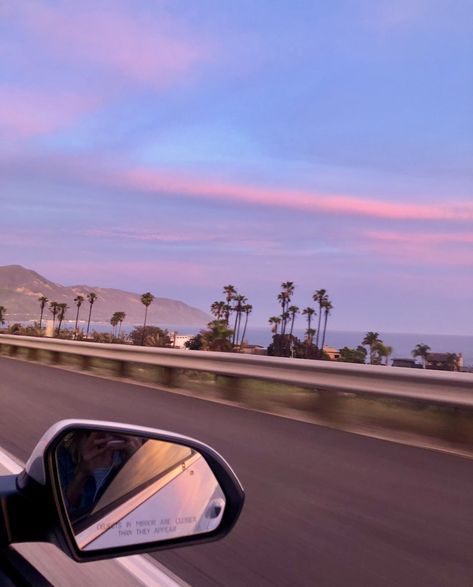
(268, 282), (333, 359)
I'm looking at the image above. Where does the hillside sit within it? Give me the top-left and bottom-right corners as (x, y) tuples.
(0, 265), (210, 326)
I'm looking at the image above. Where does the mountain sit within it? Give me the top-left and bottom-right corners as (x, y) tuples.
(0, 265), (210, 327)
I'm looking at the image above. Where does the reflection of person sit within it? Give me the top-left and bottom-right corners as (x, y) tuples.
(58, 431), (142, 522)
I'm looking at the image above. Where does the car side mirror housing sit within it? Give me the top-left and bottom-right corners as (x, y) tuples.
(7, 420), (244, 562)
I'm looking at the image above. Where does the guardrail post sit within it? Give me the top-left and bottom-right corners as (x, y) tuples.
(27, 348), (38, 361)
(116, 360), (128, 378)
(50, 351), (61, 365)
(80, 355), (91, 370)
(314, 389), (345, 424)
(439, 407), (473, 446)
(8, 345), (18, 358)
(216, 375), (243, 402)
(160, 367), (177, 387)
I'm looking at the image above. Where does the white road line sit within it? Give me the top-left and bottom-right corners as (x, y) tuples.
(117, 555), (189, 587)
(0, 446), (23, 474)
(0, 446), (187, 587)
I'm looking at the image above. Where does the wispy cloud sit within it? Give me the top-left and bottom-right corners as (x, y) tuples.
(0, 86), (97, 138)
(362, 230), (473, 265)
(366, 230), (473, 244)
(12, 2), (209, 87)
(37, 258), (217, 289)
(81, 227), (280, 254)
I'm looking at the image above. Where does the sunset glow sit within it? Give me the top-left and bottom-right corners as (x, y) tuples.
(1, 0), (472, 334)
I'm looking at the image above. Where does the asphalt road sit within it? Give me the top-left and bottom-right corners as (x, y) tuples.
(0, 357), (472, 587)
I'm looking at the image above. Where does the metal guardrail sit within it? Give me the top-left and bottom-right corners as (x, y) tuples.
(1, 334), (472, 409)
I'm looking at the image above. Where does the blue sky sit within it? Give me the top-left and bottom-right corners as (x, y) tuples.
(1, 0), (472, 333)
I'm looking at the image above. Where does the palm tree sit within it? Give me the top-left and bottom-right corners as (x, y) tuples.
(223, 285), (237, 324)
(86, 292), (98, 338)
(38, 296), (48, 329)
(201, 319), (234, 352)
(383, 345), (393, 366)
(302, 307), (316, 354)
(0, 306), (6, 325)
(411, 343), (431, 368)
(281, 311), (290, 335)
(269, 316), (281, 334)
(302, 307), (315, 335)
(140, 292), (155, 345)
(362, 331), (381, 364)
(73, 295), (84, 333)
(116, 311), (126, 336)
(319, 300), (333, 357)
(110, 312), (120, 337)
(281, 281), (295, 303)
(278, 281), (295, 334)
(210, 301), (226, 320)
(373, 342), (393, 366)
(312, 289), (328, 349)
(305, 328), (316, 346)
(49, 301), (60, 333)
(232, 294), (247, 346)
(277, 292), (287, 331)
(288, 305), (299, 337)
(56, 303), (68, 336)
(239, 304), (253, 349)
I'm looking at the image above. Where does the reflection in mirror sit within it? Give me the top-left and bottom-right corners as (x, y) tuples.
(55, 429), (226, 551)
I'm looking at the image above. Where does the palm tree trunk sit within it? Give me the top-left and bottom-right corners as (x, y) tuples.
(320, 311), (329, 358)
(232, 312), (239, 345)
(141, 306), (149, 345)
(86, 305), (93, 337)
(39, 308), (44, 329)
(74, 306), (80, 331)
(315, 307), (322, 349)
(289, 316), (295, 337)
(240, 313), (249, 350)
(236, 312), (242, 346)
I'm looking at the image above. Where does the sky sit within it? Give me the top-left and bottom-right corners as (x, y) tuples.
(1, 0), (472, 334)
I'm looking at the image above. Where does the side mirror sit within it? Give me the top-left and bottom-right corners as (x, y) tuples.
(15, 420), (244, 561)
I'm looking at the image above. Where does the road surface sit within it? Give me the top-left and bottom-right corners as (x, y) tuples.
(0, 357), (472, 586)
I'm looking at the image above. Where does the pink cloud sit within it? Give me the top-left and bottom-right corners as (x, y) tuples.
(3, 150), (473, 223)
(121, 167), (473, 221)
(0, 86), (97, 138)
(15, 3), (209, 87)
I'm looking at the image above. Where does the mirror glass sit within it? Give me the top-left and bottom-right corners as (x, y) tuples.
(54, 429), (226, 551)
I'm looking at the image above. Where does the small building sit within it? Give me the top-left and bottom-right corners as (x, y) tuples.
(426, 352), (463, 371)
(171, 333), (194, 349)
(323, 346), (340, 361)
(392, 358), (422, 369)
(240, 345), (267, 356)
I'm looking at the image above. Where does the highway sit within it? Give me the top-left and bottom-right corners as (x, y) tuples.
(0, 356), (472, 586)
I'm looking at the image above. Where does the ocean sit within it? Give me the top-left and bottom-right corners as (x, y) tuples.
(73, 322), (473, 368)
